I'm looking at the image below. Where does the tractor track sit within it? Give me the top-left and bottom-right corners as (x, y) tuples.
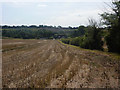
(2, 39), (119, 88)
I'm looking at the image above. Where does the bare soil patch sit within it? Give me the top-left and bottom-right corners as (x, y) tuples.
(2, 39), (120, 88)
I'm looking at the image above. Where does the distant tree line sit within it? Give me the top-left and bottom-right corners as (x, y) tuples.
(1, 25), (78, 29)
(2, 29), (55, 39)
(2, 24), (80, 39)
(1, 24), (84, 39)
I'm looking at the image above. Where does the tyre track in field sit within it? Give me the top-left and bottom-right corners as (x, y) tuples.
(2, 39), (119, 88)
(3, 40), (52, 87)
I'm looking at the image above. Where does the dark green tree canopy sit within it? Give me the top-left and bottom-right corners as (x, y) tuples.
(101, 0), (120, 53)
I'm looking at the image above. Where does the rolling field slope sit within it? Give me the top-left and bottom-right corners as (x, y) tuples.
(2, 39), (120, 88)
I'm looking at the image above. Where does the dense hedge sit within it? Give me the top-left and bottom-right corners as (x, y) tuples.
(61, 26), (103, 51)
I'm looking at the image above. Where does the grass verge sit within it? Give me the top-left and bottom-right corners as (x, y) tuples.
(58, 40), (120, 61)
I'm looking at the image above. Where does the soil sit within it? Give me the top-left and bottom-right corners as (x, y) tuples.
(2, 39), (120, 88)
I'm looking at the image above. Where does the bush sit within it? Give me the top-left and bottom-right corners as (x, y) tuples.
(61, 38), (70, 44)
(101, 0), (120, 53)
(82, 27), (103, 50)
(61, 26), (103, 51)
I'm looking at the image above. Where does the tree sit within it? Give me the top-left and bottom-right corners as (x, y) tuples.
(72, 26), (85, 37)
(101, 0), (120, 53)
(81, 19), (103, 50)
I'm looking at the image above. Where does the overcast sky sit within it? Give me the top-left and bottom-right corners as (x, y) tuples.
(1, 0), (111, 27)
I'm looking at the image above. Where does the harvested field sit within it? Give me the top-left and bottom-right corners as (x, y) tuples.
(2, 39), (120, 88)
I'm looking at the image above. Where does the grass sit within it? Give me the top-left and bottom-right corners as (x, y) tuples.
(58, 40), (120, 61)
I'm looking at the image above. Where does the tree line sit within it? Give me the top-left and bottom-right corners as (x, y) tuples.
(1, 25), (78, 29)
(2, 29), (55, 39)
(62, 0), (120, 53)
(2, 25), (82, 39)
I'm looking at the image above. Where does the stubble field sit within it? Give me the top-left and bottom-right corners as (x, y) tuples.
(2, 39), (120, 88)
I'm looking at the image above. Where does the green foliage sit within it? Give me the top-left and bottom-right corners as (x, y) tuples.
(81, 26), (103, 50)
(101, 29), (109, 37)
(61, 38), (70, 44)
(61, 20), (103, 51)
(2, 29), (55, 39)
(101, 0), (120, 53)
(70, 37), (83, 46)
(72, 26), (85, 37)
(2, 25), (78, 39)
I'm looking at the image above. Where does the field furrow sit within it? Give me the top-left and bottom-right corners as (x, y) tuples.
(2, 39), (119, 88)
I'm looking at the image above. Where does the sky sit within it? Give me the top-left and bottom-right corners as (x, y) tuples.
(1, 0), (111, 27)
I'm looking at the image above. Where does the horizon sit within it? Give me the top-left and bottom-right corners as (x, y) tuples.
(1, 24), (82, 28)
(1, 0), (111, 27)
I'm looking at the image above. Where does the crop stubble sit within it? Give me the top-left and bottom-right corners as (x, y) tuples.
(2, 39), (119, 88)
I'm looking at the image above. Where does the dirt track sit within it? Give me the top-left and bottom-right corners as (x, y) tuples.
(2, 39), (119, 88)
